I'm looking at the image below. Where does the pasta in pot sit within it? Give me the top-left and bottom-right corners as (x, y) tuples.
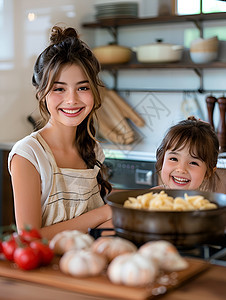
(123, 191), (217, 211)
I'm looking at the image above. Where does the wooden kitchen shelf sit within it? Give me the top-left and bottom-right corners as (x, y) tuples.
(82, 12), (226, 92)
(82, 12), (226, 29)
(100, 61), (226, 71)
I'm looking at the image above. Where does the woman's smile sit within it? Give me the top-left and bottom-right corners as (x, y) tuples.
(59, 107), (85, 116)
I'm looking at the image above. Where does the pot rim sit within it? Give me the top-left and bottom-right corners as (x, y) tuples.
(106, 188), (226, 214)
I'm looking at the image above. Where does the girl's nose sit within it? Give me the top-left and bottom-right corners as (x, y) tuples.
(175, 162), (187, 173)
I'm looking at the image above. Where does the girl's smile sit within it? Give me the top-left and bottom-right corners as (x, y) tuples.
(161, 144), (207, 190)
(171, 175), (190, 186)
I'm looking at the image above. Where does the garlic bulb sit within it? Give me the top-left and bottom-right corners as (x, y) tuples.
(139, 240), (188, 271)
(60, 249), (107, 277)
(49, 230), (94, 255)
(107, 252), (158, 286)
(92, 236), (137, 262)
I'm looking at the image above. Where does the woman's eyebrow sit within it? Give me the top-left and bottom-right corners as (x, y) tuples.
(53, 80), (89, 85)
(78, 80), (89, 84)
(54, 81), (66, 85)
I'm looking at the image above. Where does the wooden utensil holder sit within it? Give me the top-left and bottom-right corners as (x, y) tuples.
(206, 95), (217, 130)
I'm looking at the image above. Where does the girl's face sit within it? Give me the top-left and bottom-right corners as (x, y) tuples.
(46, 64), (94, 128)
(161, 144), (207, 190)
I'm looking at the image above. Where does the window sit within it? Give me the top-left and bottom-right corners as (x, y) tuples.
(0, 0), (14, 70)
(177, 0), (226, 15)
(176, 0), (226, 48)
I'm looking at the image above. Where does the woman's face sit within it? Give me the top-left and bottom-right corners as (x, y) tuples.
(161, 144), (207, 190)
(45, 64), (94, 128)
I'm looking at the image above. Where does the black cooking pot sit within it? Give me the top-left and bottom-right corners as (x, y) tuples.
(105, 189), (226, 248)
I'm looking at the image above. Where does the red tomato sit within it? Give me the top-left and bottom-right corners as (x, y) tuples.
(30, 240), (54, 266)
(14, 246), (40, 270)
(0, 240), (3, 254)
(19, 226), (42, 243)
(2, 236), (17, 261)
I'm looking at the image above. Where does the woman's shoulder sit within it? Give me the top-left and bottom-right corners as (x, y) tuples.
(10, 131), (43, 154)
(8, 131), (48, 172)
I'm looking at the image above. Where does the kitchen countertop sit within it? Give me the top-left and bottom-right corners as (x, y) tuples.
(1, 141), (226, 168)
(0, 263), (225, 300)
(102, 145), (226, 169)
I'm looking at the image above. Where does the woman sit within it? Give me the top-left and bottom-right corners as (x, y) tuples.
(8, 25), (112, 240)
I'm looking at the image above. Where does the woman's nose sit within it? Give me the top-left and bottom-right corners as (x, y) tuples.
(65, 91), (78, 104)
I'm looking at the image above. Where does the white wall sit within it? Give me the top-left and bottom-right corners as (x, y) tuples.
(1, 0), (226, 155)
(0, 0), (94, 142)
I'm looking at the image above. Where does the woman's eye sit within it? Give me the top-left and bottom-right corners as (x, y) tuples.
(78, 86), (89, 91)
(53, 87), (64, 92)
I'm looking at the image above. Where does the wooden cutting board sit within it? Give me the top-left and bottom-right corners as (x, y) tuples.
(0, 257), (209, 300)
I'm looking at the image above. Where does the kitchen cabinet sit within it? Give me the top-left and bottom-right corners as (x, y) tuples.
(82, 12), (226, 92)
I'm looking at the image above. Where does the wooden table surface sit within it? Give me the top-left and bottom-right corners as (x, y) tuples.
(0, 263), (225, 300)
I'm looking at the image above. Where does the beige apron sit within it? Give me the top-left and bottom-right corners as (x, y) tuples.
(36, 134), (104, 227)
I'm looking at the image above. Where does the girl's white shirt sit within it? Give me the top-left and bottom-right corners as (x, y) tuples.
(8, 131), (105, 226)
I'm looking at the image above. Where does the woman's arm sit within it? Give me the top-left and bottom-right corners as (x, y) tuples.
(40, 204), (112, 240)
(10, 154), (43, 230)
(10, 155), (113, 240)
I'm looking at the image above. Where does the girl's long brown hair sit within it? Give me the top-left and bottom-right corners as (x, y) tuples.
(156, 116), (220, 191)
(32, 25), (112, 197)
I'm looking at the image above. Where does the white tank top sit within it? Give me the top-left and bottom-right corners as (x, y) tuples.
(8, 131), (105, 227)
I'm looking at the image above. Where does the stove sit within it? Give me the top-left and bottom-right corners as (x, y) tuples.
(104, 158), (158, 189)
(178, 243), (226, 267)
(89, 228), (226, 267)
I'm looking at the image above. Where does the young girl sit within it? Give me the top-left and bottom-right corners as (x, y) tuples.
(155, 116), (220, 192)
(8, 25), (112, 240)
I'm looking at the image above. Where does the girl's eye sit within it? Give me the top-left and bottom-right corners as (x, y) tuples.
(190, 161), (199, 166)
(169, 157), (178, 162)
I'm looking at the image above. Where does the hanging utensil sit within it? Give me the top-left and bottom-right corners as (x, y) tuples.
(181, 92), (204, 120)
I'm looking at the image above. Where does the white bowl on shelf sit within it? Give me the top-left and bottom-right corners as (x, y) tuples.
(190, 51), (218, 64)
(189, 36), (219, 64)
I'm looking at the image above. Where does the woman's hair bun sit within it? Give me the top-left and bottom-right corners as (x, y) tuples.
(50, 25), (79, 45)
